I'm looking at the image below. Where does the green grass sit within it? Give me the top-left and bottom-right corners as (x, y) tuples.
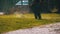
(0, 13), (60, 33)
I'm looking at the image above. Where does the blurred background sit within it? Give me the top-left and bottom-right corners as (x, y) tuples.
(0, 0), (59, 14)
(0, 0), (60, 33)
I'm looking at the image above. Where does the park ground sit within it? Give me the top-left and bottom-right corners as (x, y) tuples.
(0, 13), (60, 33)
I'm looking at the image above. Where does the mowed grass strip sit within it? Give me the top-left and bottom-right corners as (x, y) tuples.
(0, 13), (60, 33)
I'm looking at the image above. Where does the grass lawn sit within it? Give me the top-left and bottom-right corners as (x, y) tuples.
(0, 13), (60, 33)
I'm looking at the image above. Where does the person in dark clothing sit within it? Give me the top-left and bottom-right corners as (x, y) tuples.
(31, 0), (42, 19)
(56, 0), (60, 14)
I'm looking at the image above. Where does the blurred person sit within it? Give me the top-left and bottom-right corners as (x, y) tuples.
(30, 0), (42, 19)
(56, 0), (60, 14)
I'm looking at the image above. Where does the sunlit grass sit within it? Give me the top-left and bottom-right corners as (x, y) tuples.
(0, 13), (60, 19)
(0, 13), (60, 33)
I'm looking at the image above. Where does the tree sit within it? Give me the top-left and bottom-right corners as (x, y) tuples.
(0, 0), (20, 14)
